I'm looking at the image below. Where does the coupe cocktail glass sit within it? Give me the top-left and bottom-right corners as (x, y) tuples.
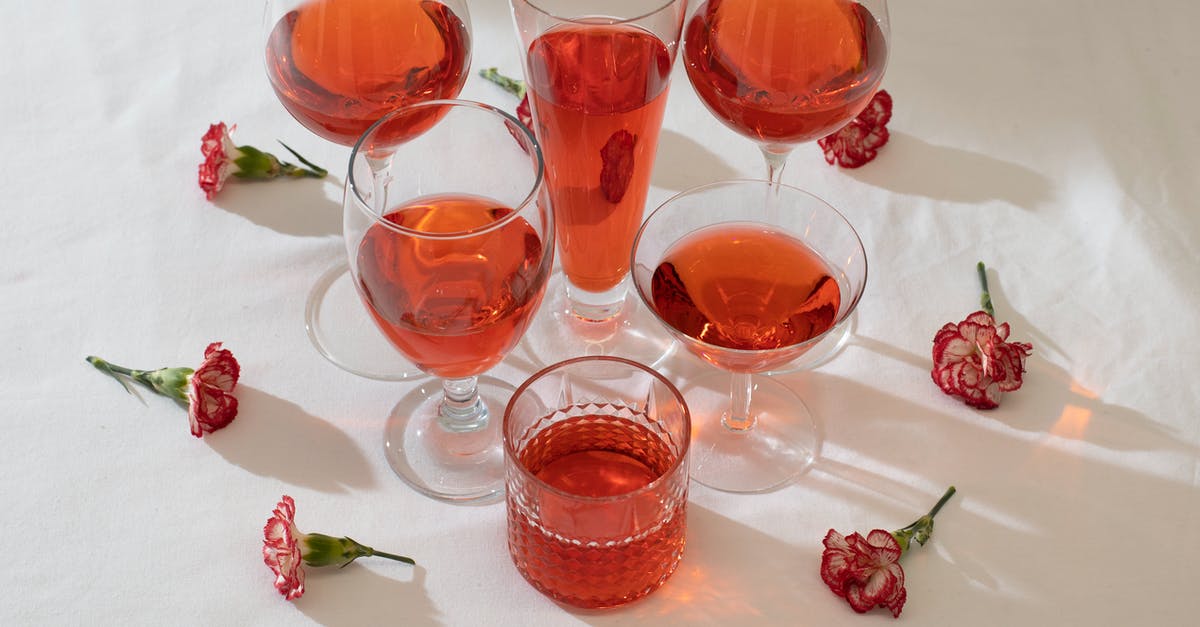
(632, 180), (866, 493)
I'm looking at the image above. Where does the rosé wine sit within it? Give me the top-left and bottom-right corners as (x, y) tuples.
(266, 0), (470, 146)
(650, 223), (841, 351)
(508, 413), (685, 608)
(355, 193), (547, 378)
(525, 22), (672, 293)
(684, 0), (887, 145)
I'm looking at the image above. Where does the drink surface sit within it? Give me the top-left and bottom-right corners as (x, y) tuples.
(526, 22), (672, 293)
(684, 0), (887, 145)
(651, 223), (841, 351)
(508, 413), (685, 608)
(266, 0), (470, 145)
(355, 193), (545, 378)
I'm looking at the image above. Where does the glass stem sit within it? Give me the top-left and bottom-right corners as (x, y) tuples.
(438, 376), (488, 433)
(761, 145), (792, 185)
(365, 152), (393, 215)
(724, 372), (756, 432)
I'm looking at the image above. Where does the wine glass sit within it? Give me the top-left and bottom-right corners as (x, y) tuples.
(345, 100), (553, 503)
(508, 0), (686, 366)
(263, 0), (473, 381)
(682, 0), (889, 183)
(681, 0), (887, 372)
(631, 180), (867, 493)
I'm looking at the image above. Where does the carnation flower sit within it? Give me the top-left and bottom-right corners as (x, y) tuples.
(198, 122), (327, 200)
(87, 342), (240, 438)
(263, 495), (415, 600)
(821, 486), (957, 618)
(818, 89), (892, 168)
(931, 263), (1033, 409)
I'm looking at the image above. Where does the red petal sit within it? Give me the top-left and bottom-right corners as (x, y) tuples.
(599, 130), (637, 203)
(188, 381), (238, 436)
(819, 90), (893, 168)
(195, 342), (240, 391)
(516, 94), (533, 131)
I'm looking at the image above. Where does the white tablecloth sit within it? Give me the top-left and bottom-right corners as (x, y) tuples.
(3, 1), (1198, 624)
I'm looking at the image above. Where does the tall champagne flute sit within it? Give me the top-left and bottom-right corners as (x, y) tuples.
(264, 0), (473, 381)
(632, 180), (867, 493)
(682, 0), (890, 183)
(346, 100), (553, 503)
(509, 0), (686, 364)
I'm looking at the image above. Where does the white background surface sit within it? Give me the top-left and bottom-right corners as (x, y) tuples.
(3, 0), (1198, 625)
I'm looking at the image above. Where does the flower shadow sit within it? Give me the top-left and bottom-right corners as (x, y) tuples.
(205, 386), (375, 493)
(843, 131), (1053, 211)
(566, 504), (822, 626)
(210, 174), (343, 238)
(789, 370), (1197, 621)
(295, 563), (438, 627)
(840, 329), (1184, 454)
(976, 268), (1183, 451)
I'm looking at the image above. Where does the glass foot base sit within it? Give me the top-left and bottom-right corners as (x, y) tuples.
(382, 376), (511, 504)
(682, 371), (822, 493)
(515, 271), (676, 370)
(305, 261), (425, 382)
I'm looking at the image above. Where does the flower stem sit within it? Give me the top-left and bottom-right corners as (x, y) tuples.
(479, 67), (526, 99)
(977, 262), (994, 318)
(87, 356), (148, 394)
(86, 356), (192, 401)
(277, 141), (328, 179)
(892, 486), (957, 553)
(368, 548), (417, 566)
(925, 485), (957, 519)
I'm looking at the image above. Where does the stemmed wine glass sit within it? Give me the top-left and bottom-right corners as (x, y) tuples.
(632, 180), (867, 493)
(508, 0), (686, 366)
(682, 0), (889, 183)
(263, 0), (473, 380)
(681, 0), (888, 372)
(345, 100), (554, 503)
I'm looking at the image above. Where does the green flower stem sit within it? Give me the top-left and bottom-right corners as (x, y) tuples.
(86, 356), (192, 401)
(278, 142), (328, 179)
(977, 262), (994, 318)
(232, 144), (326, 181)
(479, 67), (526, 99)
(365, 548), (417, 566)
(302, 533), (415, 569)
(892, 486), (957, 554)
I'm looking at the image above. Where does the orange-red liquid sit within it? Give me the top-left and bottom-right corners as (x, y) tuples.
(651, 224), (840, 351)
(355, 194), (547, 378)
(509, 414), (686, 608)
(525, 23), (672, 292)
(265, 0), (470, 146)
(684, 0), (887, 144)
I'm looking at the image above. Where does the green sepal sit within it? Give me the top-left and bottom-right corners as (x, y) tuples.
(301, 533), (363, 568)
(232, 145), (281, 180)
(140, 367), (194, 401)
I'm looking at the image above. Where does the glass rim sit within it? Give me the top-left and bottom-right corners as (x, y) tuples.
(503, 355), (691, 504)
(346, 99), (545, 241)
(630, 178), (869, 358)
(517, 0), (683, 25)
